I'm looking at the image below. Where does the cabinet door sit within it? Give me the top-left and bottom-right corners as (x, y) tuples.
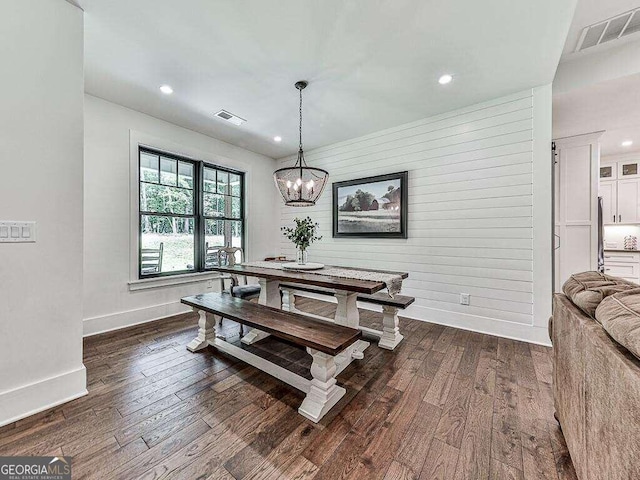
(603, 262), (640, 280)
(600, 163), (617, 180)
(617, 178), (640, 223)
(600, 181), (617, 225)
(618, 160), (640, 179)
(603, 252), (640, 263)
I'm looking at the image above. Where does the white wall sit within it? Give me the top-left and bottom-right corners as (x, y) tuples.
(277, 86), (553, 345)
(554, 38), (640, 94)
(603, 225), (640, 249)
(0, 0), (86, 426)
(83, 95), (279, 335)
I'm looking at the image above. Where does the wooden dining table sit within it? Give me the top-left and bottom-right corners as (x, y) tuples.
(209, 263), (409, 363)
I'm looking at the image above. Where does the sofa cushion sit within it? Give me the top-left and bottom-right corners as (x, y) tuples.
(595, 288), (640, 361)
(562, 271), (637, 318)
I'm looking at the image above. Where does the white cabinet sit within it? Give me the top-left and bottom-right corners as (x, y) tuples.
(617, 179), (640, 224)
(602, 159), (640, 180)
(600, 181), (617, 225)
(605, 262), (639, 279)
(604, 251), (640, 283)
(599, 158), (640, 224)
(618, 160), (640, 179)
(600, 163), (617, 180)
(605, 251), (640, 263)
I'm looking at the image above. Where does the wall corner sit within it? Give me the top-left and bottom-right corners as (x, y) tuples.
(532, 84), (553, 331)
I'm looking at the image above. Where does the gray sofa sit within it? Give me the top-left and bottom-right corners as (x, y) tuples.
(551, 271), (640, 480)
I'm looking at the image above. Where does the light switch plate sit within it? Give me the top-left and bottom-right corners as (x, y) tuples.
(0, 221), (36, 243)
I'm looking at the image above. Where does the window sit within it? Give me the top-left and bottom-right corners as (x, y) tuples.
(138, 147), (244, 278)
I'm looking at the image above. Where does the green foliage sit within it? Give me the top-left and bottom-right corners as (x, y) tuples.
(281, 217), (322, 251)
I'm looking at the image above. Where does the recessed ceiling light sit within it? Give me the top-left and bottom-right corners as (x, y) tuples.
(622, 140), (633, 147)
(274, 136), (282, 142)
(159, 85), (173, 95)
(438, 74), (453, 85)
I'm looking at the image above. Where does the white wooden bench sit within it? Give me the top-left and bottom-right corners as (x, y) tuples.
(181, 292), (365, 422)
(279, 283), (415, 350)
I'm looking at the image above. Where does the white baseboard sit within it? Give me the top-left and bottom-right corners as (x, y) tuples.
(293, 292), (551, 346)
(83, 301), (192, 337)
(84, 294), (552, 346)
(0, 366), (87, 428)
(403, 304), (551, 346)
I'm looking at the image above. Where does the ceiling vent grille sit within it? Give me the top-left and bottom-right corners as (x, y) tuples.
(576, 8), (640, 52)
(213, 110), (247, 126)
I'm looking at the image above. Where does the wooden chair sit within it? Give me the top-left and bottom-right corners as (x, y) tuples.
(214, 246), (260, 337)
(216, 246), (261, 301)
(141, 243), (163, 275)
(205, 243), (225, 269)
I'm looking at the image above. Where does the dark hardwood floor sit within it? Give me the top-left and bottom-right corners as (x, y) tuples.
(0, 298), (577, 479)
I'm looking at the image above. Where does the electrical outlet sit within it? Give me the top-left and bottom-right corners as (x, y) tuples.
(207, 280), (213, 289)
(460, 293), (470, 306)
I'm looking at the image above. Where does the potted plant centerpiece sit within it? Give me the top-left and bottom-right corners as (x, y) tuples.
(281, 217), (322, 266)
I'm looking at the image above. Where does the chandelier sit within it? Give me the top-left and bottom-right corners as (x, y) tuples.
(273, 81), (329, 206)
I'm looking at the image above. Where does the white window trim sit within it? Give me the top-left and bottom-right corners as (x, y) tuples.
(128, 271), (224, 291)
(128, 130), (251, 288)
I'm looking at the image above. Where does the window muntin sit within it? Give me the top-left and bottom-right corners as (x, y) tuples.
(138, 148), (244, 278)
(202, 165), (244, 266)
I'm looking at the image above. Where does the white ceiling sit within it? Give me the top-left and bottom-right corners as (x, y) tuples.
(553, 73), (640, 156)
(560, 0), (640, 63)
(82, 0), (576, 158)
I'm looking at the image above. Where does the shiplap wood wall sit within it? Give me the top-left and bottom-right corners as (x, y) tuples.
(277, 89), (551, 344)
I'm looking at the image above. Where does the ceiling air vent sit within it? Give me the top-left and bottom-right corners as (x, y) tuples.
(576, 8), (640, 52)
(213, 110), (246, 126)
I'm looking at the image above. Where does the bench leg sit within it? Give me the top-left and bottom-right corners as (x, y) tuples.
(242, 278), (280, 345)
(187, 309), (219, 352)
(298, 348), (346, 423)
(378, 305), (404, 350)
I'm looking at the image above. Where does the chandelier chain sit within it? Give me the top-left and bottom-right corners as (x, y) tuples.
(298, 86), (303, 151)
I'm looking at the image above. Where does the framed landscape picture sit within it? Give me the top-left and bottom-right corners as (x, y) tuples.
(333, 171), (408, 238)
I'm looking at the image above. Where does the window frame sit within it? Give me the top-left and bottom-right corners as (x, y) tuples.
(138, 146), (245, 279)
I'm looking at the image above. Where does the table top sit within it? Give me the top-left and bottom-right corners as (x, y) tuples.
(210, 264), (408, 294)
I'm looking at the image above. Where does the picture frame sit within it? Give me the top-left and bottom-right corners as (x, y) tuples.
(332, 171), (408, 238)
